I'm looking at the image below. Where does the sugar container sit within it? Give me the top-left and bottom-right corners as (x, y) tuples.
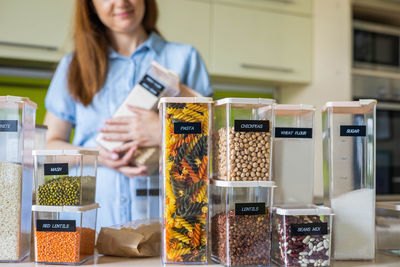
(159, 97), (213, 264)
(322, 100), (376, 260)
(0, 95), (36, 262)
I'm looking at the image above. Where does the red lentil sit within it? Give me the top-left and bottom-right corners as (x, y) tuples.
(35, 227), (95, 264)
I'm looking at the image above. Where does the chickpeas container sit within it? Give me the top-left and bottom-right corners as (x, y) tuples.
(33, 203), (98, 265)
(159, 97), (213, 264)
(213, 98), (275, 181)
(272, 205), (333, 267)
(33, 150), (98, 206)
(210, 179), (275, 266)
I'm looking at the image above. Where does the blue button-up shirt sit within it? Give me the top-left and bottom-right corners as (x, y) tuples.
(45, 32), (213, 228)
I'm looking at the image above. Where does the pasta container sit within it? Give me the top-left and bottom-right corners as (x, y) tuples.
(159, 97), (213, 264)
(273, 104), (315, 205)
(213, 98), (275, 181)
(376, 202), (400, 256)
(322, 100), (376, 260)
(210, 179), (275, 266)
(33, 149), (98, 206)
(33, 203), (98, 265)
(271, 205), (333, 267)
(0, 95), (36, 262)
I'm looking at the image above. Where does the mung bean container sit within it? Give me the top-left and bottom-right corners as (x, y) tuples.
(322, 99), (376, 260)
(33, 149), (98, 206)
(210, 179), (276, 266)
(0, 95), (36, 262)
(213, 98), (275, 182)
(33, 203), (99, 265)
(273, 104), (315, 205)
(271, 205), (333, 267)
(159, 97), (213, 264)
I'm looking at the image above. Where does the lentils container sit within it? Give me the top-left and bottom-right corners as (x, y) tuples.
(376, 202), (400, 256)
(159, 97), (213, 264)
(271, 205), (333, 267)
(33, 149), (98, 206)
(322, 100), (376, 260)
(273, 104), (315, 205)
(213, 98), (275, 182)
(210, 180), (275, 266)
(33, 203), (98, 265)
(0, 95), (36, 262)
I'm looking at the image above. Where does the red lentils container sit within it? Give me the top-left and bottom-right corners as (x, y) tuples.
(33, 203), (98, 265)
(210, 179), (275, 266)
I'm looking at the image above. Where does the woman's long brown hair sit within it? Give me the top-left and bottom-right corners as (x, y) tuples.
(67, 0), (160, 106)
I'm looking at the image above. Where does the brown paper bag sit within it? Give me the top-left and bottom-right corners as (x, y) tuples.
(96, 219), (161, 257)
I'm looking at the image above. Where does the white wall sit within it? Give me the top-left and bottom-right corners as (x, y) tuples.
(279, 0), (352, 199)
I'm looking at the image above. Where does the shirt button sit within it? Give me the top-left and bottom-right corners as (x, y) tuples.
(121, 197), (127, 203)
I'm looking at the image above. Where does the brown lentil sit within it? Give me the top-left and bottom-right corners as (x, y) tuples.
(211, 208), (271, 266)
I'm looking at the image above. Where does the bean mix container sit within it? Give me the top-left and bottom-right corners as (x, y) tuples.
(322, 100), (376, 260)
(272, 205), (333, 267)
(159, 97), (213, 264)
(273, 104), (315, 205)
(33, 203), (98, 265)
(376, 202), (400, 256)
(33, 149), (98, 206)
(0, 95), (36, 262)
(213, 98), (275, 182)
(210, 180), (275, 266)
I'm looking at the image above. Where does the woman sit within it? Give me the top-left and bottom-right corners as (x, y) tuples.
(45, 0), (212, 227)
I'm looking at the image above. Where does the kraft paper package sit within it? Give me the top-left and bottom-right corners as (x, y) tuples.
(96, 62), (180, 174)
(96, 218), (161, 257)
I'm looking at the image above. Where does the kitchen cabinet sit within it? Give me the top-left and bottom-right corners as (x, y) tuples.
(215, 0), (312, 16)
(0, 0), (73, 62)
(211, 3), (312, 83)
(157, 0), (211, 66)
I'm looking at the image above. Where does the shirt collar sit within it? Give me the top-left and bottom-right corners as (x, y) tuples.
(109, 32), (165, 59)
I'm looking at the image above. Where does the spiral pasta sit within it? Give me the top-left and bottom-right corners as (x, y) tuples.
(162, 101), (210, 263)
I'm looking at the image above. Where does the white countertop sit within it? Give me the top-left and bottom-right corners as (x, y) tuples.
(3, 253), (400, 267)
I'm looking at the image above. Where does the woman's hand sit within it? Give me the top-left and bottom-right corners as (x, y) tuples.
(100, 106), (161, 148)
(97, 145), (147, 177)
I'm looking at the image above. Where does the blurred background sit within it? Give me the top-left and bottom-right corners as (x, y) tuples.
(0, 0), (399, 201)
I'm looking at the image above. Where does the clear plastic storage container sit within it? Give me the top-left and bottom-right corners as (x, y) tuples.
(159, 97), (213, 264)
(0, 95), (36, 262)
(272, 205), (333, 267)
(322, 99), (376, 260)
(33, 203), (98, 265)
(34, 124), (47, 149)
(33, 149), (98, 206)
(210, 180), (275, 266)
(376, 202), (400, 256)
(213, 98), (275, 181)
(273, 104), (315, 205)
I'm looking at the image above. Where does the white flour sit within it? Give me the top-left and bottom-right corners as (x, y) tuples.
(273, 140), (314, 204)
